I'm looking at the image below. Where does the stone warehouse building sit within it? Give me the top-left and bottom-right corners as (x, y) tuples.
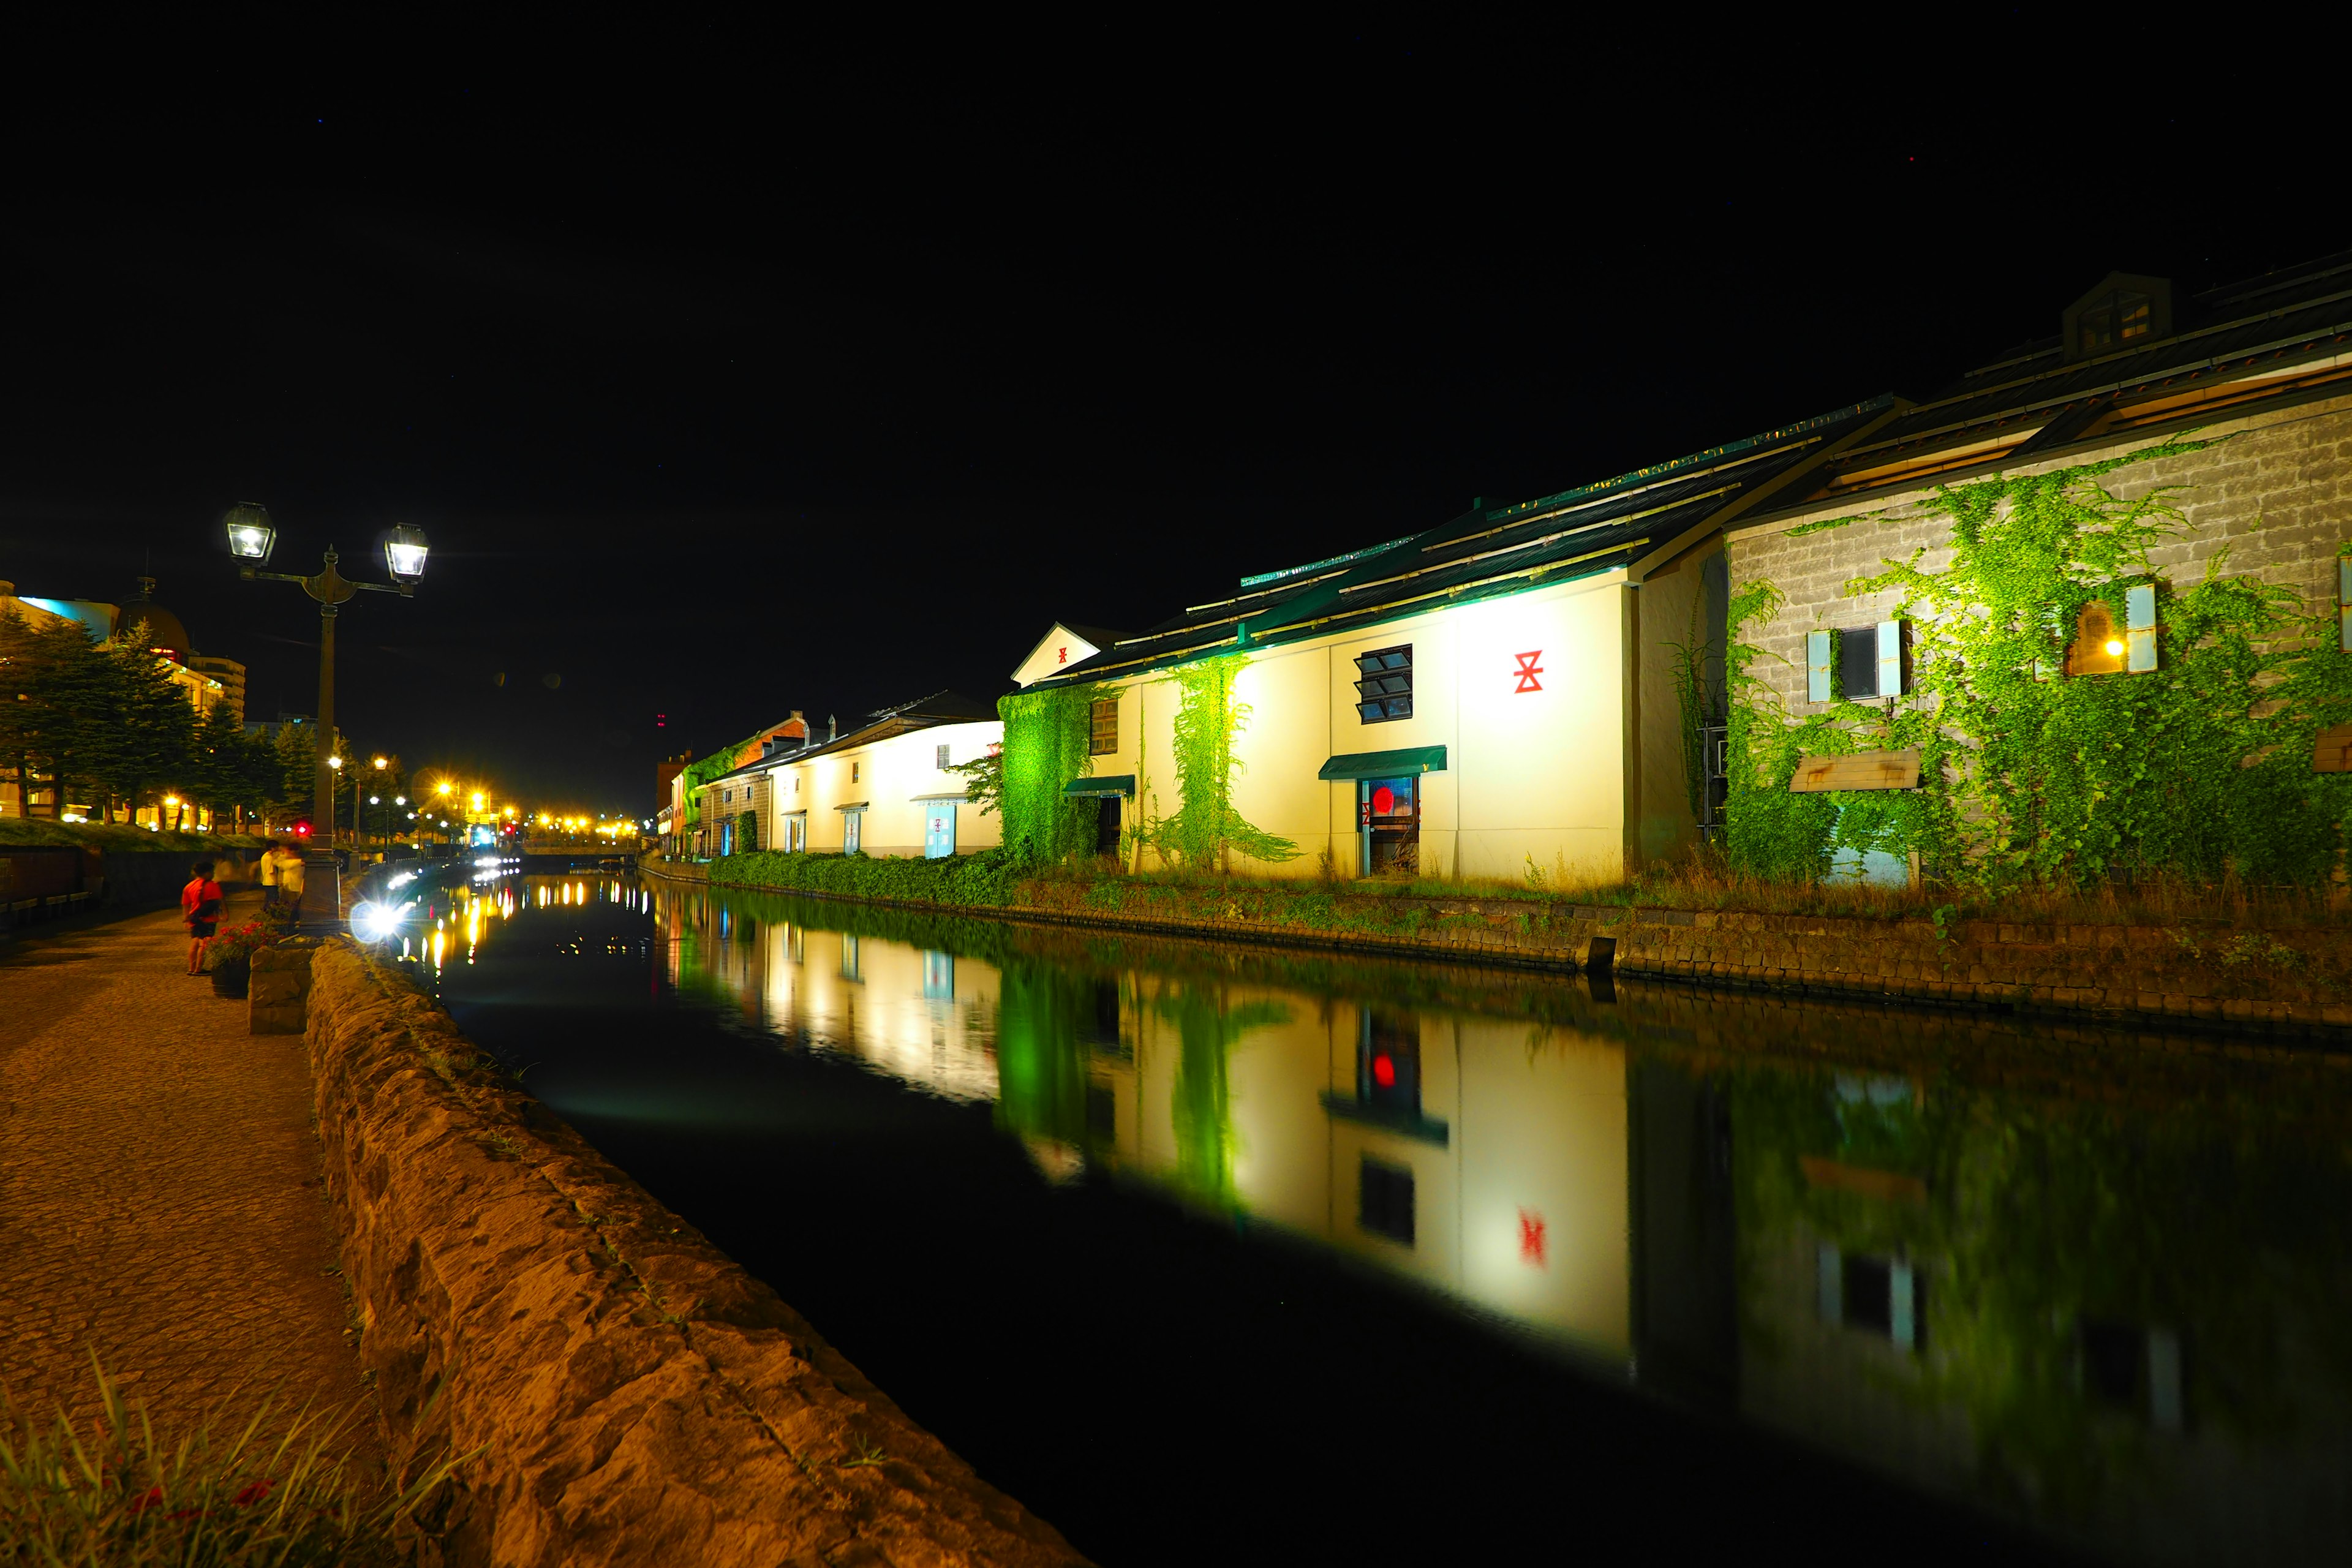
(1012, 251), (2352, 886)
(1723, 253), (2352, 882)
(1013, 402), (1916, 882)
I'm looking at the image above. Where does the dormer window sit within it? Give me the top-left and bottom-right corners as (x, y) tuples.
(2061, 272), (2171, 363)
(2077, 290), (2152, 355)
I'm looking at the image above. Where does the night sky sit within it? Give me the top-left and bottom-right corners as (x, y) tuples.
(2, 34), (2340, 812)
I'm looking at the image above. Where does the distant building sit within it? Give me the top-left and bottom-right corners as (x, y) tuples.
(0, 576), (233, 820)
(688, 692), (1001, 860)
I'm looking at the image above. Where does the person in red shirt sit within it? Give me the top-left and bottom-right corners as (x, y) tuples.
(181, 860), (225, 975)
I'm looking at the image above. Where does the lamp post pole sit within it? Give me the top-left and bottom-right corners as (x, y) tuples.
(224, 508), (428, 929)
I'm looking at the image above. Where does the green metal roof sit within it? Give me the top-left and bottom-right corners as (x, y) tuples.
(1319, 747), (1446, 780)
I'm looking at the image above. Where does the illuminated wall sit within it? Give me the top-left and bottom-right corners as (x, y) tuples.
(1079, 568), (1659, 882)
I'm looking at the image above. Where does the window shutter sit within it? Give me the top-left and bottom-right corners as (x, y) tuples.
(1806, 629), (1833, 703)
(2126, 583), (2158, 673)
(1875, 620), (1905, 697)
(1890, 1261), (1918, 1351)
(2339, 559), (2351, 654)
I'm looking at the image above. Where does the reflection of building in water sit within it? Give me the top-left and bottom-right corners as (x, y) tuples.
(1085, 982), (1637, 1364)
(633, 883), (2352, 1561)
(652, 883), (1000, 1102)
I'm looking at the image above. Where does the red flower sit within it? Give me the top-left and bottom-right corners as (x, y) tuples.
(129, 1485), (164, 1513)
(233, 1479), (273, 1507)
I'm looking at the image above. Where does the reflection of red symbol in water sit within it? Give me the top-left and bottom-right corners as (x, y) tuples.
(1513, 650), (1544, 693)
(1371, 785), (1395, 814)
(1519, 1208), (1547, 1265)
(1372, 1054), (1396, 1088)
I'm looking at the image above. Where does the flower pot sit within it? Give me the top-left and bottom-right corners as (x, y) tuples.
(211, 956), (251, 999)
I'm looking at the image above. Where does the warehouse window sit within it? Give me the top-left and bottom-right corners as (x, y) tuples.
(936, 743), (951, 769)
(1090, 698), (1119, 755)
(1808, 623), (1908, 703)
(2064, 586), (2157, 677)
(1354, 645), (1413, 723)
(2078, 290), (2153, 355)
(1359, 1156), (1415, 1246)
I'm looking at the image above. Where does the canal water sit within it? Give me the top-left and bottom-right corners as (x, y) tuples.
(400, 872), (2352, 1566)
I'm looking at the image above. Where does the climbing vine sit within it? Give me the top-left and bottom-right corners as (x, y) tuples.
(1135, 652), (1300, 871)
(998, 680), (1112, 865)
(1726, 438), (2352, 889)
(1664, 589), (1718, 824)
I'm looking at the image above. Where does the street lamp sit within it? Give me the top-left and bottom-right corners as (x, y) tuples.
(225, 505), (428, 928)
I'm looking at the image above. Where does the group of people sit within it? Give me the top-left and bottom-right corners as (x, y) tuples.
(178, 841), (309, 975)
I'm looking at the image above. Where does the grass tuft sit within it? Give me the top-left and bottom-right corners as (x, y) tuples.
(0, 1354), (473, 1566)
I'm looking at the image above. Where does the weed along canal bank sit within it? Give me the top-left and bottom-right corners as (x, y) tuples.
(362, 869), (2352, 1566)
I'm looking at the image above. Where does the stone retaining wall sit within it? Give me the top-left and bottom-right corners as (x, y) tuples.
(301, 938), (1085, 1568)
(647, 864), (2352, 1040)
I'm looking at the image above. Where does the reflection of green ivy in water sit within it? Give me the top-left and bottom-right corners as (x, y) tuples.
(1726, 439), (2352, 888)
(997, 682), (1110, 865)
(1725, 1057), (2352, 1517)
(992, 962), (1098, 1146)
(1138, 653), (1300, 871)
(1153, 985), (1290, 1210)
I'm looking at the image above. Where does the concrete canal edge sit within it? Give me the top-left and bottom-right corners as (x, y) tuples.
(641, 861), (2352, 1042)
(295, 937), (1088, 1568)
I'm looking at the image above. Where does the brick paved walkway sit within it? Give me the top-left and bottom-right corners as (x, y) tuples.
(0, 893), (376, 1442)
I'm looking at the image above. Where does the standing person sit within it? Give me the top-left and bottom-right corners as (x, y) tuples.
(276, 840), (307, 921)
(181, 860), (225, 975)
(258, 839), (282, 911)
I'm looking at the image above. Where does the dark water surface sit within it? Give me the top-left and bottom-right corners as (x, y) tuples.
(403, 873), (2352, 1566)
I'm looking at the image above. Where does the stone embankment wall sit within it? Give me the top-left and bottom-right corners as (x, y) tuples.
(300, 939), (1086, 1568)
(645, 862), (2352, 1039)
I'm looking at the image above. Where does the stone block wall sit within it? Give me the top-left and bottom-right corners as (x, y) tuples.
(1728, 393), (2352, 722)
(300, 940), (1085, 1568)
(249, 939), (320, 1034)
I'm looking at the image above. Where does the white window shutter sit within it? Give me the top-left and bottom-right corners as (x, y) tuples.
(2126, 584), (2158, 673)
(1890, 1261), (1918, 1350)
(1876, 620), (1905, 696)
(1806, 629), (1833, 703)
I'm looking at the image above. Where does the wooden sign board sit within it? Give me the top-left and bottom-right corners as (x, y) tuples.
(2315, 724), (2352, 773)
(1789, 749), (1923, 793)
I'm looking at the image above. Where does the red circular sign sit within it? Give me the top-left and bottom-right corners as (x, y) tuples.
(1371, 785), (1395, 815)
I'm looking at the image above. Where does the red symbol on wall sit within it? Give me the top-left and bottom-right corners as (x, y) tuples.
(1057, 646), (1069, 664)
(1519, 1208), (1547, 1266)
(1513, 650), (1545, 693)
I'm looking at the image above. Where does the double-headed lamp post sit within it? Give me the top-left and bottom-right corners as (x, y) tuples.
(224, 503), (428, 925)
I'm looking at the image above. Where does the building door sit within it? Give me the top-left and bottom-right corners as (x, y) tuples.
(1360, 776), (1419, 875)
(1096, 796), (1122, 858)
(925, 804), (956, 859)
(843, 810), (864, 855)
(783, 813), (806, 853)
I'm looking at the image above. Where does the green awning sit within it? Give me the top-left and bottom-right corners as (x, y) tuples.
(1062, 775), (1136, 798)
(1319, 746), (1447, 780)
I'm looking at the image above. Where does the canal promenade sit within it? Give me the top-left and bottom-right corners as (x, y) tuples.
(0, 892), (374, 1438)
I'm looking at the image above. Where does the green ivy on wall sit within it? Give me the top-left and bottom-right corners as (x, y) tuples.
(1727, 438), (2352, 888)
(1135, 653), (1299, 871)
(680, 741), (761, 829)
(998, 680), (1111, 865)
